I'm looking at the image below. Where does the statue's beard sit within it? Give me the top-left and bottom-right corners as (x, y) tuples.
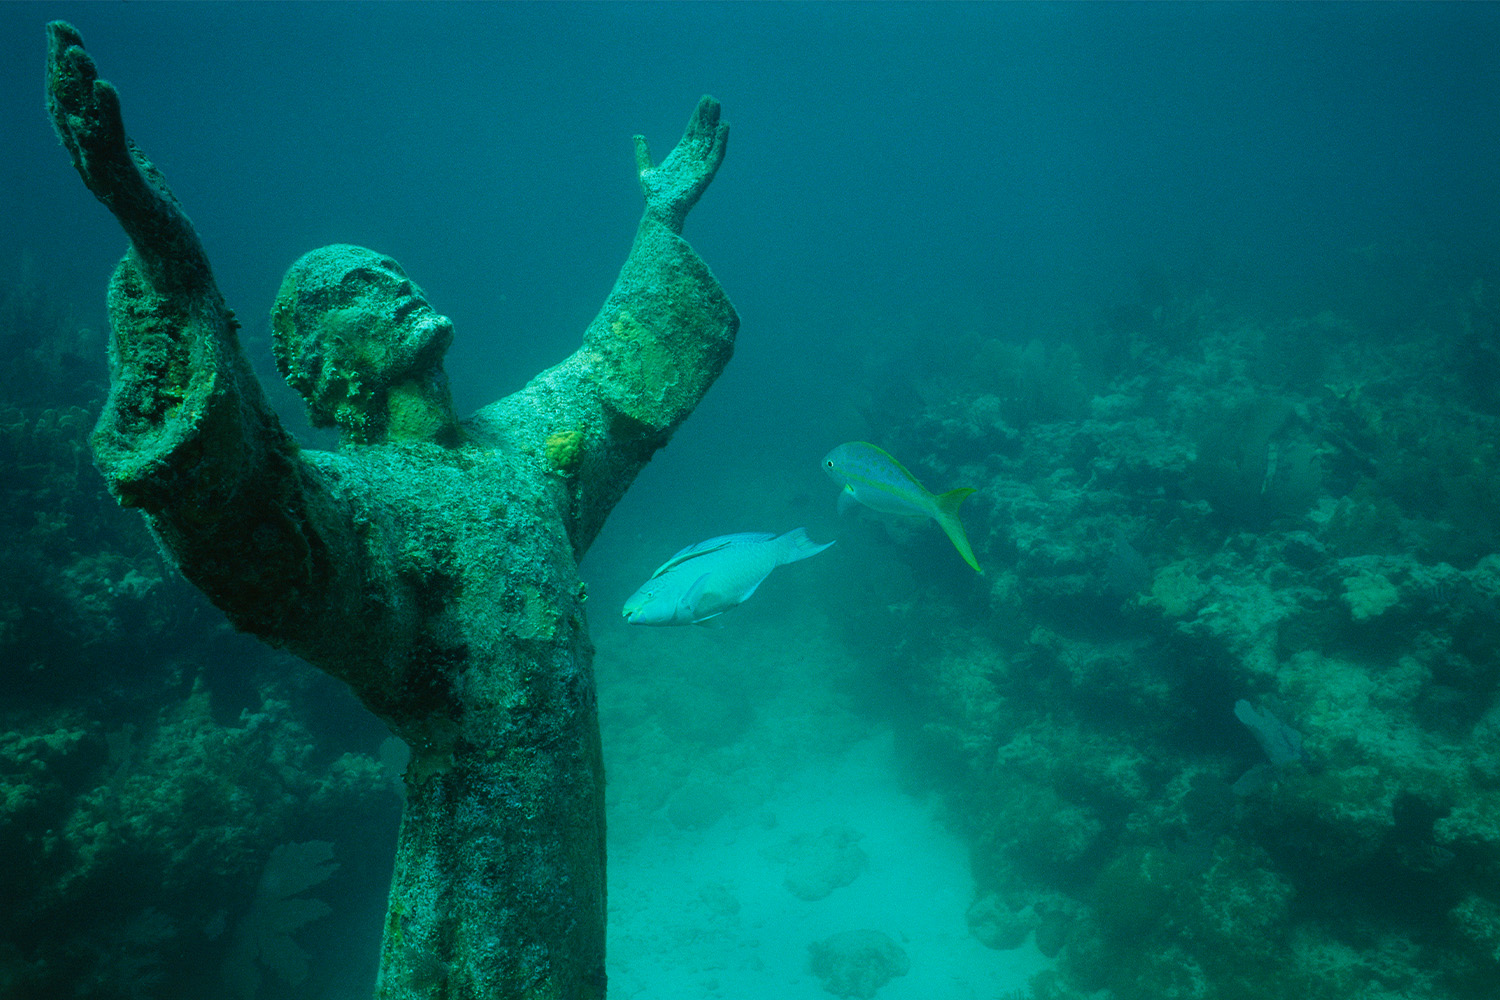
(391, 308), (455, 378)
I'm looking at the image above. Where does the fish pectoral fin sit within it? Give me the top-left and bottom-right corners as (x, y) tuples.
(676, 573), (713, 618)
(694, 578), (762, 622)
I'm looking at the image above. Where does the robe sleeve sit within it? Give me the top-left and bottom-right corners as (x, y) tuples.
(91, 250), (398, 661)
(469, 215), (739, 557)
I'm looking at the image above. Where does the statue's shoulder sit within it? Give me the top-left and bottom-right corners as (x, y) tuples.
(462, 402), (511, 447)
(302, 440), (514, 504)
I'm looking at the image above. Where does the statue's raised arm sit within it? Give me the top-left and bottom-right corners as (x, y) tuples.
(478, 96), (740, 556)
(46, 22), (367, 653)
(47, 21), (211, 296)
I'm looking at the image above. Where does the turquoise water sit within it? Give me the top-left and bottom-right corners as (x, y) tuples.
(3, 3), (1500, 998)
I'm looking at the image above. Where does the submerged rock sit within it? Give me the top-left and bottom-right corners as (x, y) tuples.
(807, 929), (910, 999)
(783, 824), (868, 901)
(966, 892), (1033, 950)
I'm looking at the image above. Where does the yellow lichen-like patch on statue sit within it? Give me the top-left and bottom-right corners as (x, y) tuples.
(545, 429), (585, 474)
(387, 383), (447, 443)
(609, 309), (647, 343)
(513, 581), (562, 641)
(610, 310), (673, 368)
(605, 310), (679, 425)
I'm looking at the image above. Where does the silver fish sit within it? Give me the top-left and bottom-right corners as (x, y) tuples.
(623, 529), (834, 626)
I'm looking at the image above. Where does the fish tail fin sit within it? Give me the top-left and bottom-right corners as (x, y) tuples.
(933, 487), (982, 573)
(777, 527), (836, 564)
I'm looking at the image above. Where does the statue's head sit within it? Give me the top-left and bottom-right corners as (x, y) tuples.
(271, 245), (455, 442)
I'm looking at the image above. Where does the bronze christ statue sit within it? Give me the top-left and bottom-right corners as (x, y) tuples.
(47, 20), (738, 998)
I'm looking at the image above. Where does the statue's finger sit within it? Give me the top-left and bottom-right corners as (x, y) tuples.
(49, 46), (99, 127)
(45, 20), (86, 70)
(706, 121), (728, 174)
(91, 79), (126, 141)
(684, 96), (720, 147)
(693, 96), (721, 130)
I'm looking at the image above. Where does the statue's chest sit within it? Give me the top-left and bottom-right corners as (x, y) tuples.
(314, 444), (575, 609)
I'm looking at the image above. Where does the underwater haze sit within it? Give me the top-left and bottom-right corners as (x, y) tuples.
(4, 2), (1500, 998)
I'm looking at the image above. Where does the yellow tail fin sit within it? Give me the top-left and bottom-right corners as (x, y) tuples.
(933, 487), (981, 573)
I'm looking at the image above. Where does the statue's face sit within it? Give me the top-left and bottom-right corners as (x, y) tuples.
(325, 254), (453, 384)
(272, 245), (455, 433)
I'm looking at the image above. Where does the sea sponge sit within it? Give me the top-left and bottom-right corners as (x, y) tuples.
(1342, 567), (1400, 621)
(544, 430), (584, 474)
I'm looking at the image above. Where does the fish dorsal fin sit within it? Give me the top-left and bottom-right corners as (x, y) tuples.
(650, 533), (776, 578)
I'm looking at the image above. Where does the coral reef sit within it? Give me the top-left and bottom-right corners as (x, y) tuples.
(0, 276), (400, 997)
(779, 824), (869, 901)
(851, 262), (1500, 999)
(221, 840), (339, 998)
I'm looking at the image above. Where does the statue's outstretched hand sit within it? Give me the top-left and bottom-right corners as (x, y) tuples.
(47, 22), (133, 203)
(634, 96), (729, 234)
(46, 20), (210, 294)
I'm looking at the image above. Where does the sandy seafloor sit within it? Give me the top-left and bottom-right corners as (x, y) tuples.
(591, 523), (1047, 1000)
(606, 730), (1050, 999)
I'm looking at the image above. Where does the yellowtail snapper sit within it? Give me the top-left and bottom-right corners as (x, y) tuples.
(823, 442), (981, 573)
